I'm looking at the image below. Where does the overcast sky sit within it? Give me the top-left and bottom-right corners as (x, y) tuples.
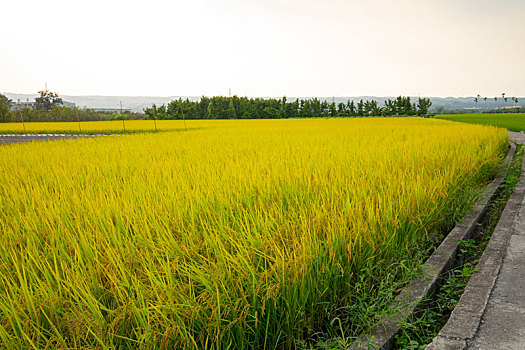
(1, 0), (524, 97)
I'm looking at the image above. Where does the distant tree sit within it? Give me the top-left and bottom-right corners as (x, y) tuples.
(206, 100), (215, 119)
(262, 107), (279, 119)
(474, 97), (478, 109)
(142, 95), (436, 120)
(494, 96), (498, 109)
(280, 96), (287, 118)
(226, 99), (237, 118)
(145, 104), (167, 120)
(320, 100), (330, 117)
(329, 102), (337, 117)
(144, 104), (155, 119)
(0, 94), (11, 122)
(337, 102), (347, 117)
(384, 99), (395, 116)
(396, 96), (404, 115)
(34, 90), (62, 111)
(302, 99), (312, 118)
(238, 97), (251, 119)
(311, 98), (322, 117)
(357, 100), (364, 116)
(417, 97), (432, 115)
(347, 100), (356, 116)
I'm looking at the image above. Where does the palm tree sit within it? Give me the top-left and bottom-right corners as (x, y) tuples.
(502, 93), (506, 109)
(484, 97), (488, 109)
(494, 97), (498, 109)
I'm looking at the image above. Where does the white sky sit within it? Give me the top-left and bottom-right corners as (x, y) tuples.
(1, 0), (524, 97)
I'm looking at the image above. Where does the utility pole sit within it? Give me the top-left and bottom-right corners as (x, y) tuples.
(76, 107), (82, 133)
(120, 100), (126, 132)
(153, 106), (158, 132)
(17, 102), (26, 133)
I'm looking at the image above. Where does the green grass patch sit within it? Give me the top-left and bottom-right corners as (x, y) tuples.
(435, 113), (525, 132)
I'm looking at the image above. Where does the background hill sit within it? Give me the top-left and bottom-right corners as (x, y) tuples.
(2, 93), (521, 113)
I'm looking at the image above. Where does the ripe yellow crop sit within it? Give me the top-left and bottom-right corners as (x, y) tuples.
(0, 118), (507, 348)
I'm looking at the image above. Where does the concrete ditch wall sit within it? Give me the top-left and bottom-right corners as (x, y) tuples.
(427, 134), (525, 349)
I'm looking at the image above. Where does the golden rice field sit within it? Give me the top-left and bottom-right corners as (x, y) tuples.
(0, 120), (191, 134)
(0, 118), (508, 349)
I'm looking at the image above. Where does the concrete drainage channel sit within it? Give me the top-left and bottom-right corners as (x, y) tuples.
(352, 141), (519, 349)
(0, 134), (118, 145)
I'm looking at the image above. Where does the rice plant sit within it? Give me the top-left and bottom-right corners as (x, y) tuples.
(0, 118), (507, 349)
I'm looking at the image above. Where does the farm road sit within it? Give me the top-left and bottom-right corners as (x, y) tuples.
(468, 132), (525, 349)
(0, 134), (110, 145)
(428, 131), (525, 349)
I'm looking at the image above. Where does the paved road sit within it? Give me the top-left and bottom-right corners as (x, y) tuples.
(508, 130), (525, 144)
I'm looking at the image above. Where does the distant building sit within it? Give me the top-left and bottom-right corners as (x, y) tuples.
(8, 98), (75, 110)
(88, 108), (131, 113)
(9, 99), (35, 110)
(503, 105), (522, 110)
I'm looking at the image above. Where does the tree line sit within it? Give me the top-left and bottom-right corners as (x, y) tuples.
(1, 93), (432, 123)
(474, 93), (520, 110)
(0, 93), (141, 123)
(0, 105), (141, 123)
(144, 96), (432, 120)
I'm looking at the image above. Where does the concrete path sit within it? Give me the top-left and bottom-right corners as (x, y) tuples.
(469, 211), (525, 348)
(428, 131), (525, 349)
(469, 132), (525, 348)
